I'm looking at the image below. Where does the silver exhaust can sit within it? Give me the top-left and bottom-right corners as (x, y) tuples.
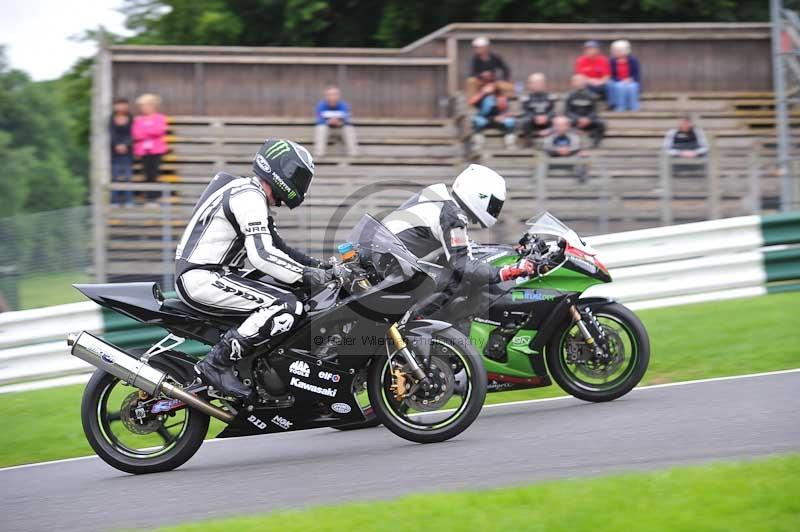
(68, 331), (166, 396)
(67, 331), (235, 423)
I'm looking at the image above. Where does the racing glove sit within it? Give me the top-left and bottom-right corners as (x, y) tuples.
(302, 267), (334, 288)
(498, 258), (538, 282)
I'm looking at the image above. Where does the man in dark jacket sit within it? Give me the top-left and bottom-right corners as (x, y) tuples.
(543, 116), (588, 182)
(110, 97), (133, 205)
(543, 116), (582, 157)
(565, 74), (606, 147)
(466, 36), (514, 98)
(519, 73), (557, 140)
(663, 116), (709, 158)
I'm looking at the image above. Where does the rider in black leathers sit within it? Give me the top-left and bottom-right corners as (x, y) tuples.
(174, 139), (330, 399)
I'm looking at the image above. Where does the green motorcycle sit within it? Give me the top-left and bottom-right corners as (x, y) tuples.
(336, 212), (649, 430)
(454, 212), (649, 402)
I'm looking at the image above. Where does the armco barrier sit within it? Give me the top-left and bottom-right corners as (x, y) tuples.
(1, 212), (798, 390)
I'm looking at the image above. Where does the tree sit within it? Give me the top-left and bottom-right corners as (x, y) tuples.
(116, 0), (770, 50)
(0, 48), (86, 214)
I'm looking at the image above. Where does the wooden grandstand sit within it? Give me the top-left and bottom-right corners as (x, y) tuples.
(93, 23), (786, 280)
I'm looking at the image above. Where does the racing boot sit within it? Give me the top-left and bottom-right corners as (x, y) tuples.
(195, 329), (252, 400)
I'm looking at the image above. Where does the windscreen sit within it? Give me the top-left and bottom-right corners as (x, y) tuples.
(525, 212), (597, 255)
(346, 214), (421, 279)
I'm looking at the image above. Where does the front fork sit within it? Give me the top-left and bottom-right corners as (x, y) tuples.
(569, 305), (607, 357)
(387, 323), (428, 381)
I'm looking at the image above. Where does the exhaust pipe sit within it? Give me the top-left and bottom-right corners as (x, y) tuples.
(68, 331), (234, 423)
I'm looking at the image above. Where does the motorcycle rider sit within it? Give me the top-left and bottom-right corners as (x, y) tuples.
(174, 139), (330, 399)
(382, 164), (538, 313)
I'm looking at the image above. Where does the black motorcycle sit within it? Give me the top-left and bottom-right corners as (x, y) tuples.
(68, 215), (487, 474)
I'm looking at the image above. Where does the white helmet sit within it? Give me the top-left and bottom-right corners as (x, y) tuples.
(451, 164), (506, 228)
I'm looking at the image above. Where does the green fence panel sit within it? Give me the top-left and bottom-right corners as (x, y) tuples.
(101, 309), (208, 357)
(761, 211), (800, 246)
(764, 247), (800, 296)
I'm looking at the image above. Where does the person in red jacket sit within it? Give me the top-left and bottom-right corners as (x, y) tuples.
(132, 93), (169, 203)
(575, 40), (611, 104)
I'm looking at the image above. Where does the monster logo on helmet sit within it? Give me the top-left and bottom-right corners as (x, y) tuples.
(252, 139), (315, 209)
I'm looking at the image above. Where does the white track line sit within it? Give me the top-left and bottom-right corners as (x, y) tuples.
(1, 367), (798, 473)
(483, 367), (800, 411)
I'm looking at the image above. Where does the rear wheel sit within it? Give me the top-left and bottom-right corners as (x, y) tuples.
(546, 302), (649, 402)
(81, 351), (209, 474)
(368, 328), (486, 443)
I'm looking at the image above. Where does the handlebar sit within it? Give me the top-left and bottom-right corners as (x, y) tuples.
(517, 234), (567, 271)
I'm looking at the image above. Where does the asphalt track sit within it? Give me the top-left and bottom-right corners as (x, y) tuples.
(2, 370), (799, 531)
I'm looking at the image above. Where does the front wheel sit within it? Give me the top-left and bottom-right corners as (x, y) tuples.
(546, 302), (650, 402)
(368, 328), (486, 444)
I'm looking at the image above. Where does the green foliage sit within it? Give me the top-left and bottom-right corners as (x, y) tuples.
(115, 0), (769, 50)
(0, 133), (34, 217)
(55, 57), (93, 180)
(0, 48), (86, 214)
(123, 0), (244, 45)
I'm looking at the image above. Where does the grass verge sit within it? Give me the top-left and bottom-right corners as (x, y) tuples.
(17, 270), (90, 309)
(156, 454), (800, 532)
(1, 292), (798, 468)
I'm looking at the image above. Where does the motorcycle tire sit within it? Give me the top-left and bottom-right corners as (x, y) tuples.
(546, 302), (650, 403)
(367, 327), (486, 444)
(81, 351), (210, 474)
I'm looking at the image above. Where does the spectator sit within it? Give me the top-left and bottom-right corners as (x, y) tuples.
(565, 74), (606, 147)
(110, 97), (133, 206)
(663, 116), (709, 158)
(466, 36), (513, 98)
(519, 73), (557, 141)
(543, 116), (582, 157)
(313, 84), (359, 157)
(575, 40), (611, 102)
(469, 74), (516, 150)
(609, 40), (641, 112)
(543, 115), (588, 182)
(132, 93), (168, 203)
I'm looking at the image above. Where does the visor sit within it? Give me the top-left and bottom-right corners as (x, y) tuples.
(487, 194), (504, 219)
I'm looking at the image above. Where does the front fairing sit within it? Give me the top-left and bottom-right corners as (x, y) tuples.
(473, 243), (610, 293)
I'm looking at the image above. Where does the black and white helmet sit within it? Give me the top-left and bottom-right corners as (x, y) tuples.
(452, 164), (506, 228)
(253, 139), (315, 209)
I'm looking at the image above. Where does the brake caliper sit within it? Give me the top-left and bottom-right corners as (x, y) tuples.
(390, 368), (409, 401)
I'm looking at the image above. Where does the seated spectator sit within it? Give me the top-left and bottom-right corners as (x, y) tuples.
(565, 74), (606, 147)
(663, 116), (709, 158)
(519, 73), (557, 141)
(575, 40), (611, 102)
(543, 116), (582, 157)
(469, 74), (516, 150)
(609, 40), (641, 112)
(110, 97), (133, 206)
(313, 84), (358, 157)
(543, 115), (588, 182)
(466, 36), (514, 98)
(132, 93), (168, 203)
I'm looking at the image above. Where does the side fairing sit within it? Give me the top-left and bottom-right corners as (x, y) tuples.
(468, 321), (537, 377)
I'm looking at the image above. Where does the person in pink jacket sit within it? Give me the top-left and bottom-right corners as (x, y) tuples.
(132, 93), (168, 202)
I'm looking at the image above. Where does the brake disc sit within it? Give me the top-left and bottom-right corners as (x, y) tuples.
(119, 391), (162, 435)
(570, 326), (626, 379)
(404, 355), (455, 412)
